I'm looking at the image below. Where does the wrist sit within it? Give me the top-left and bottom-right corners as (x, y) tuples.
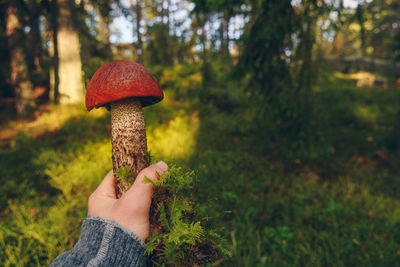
(86, 216), (145, 246)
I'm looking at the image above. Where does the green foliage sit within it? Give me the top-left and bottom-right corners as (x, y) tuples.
(81, 57), (110, 84)
(0, 106), (112, 266)
(144, 165), (231, 265)
(393, 27), (400, 62)
(0, 138), (112, 266)
(239, 0), (294, 96)
(262, 225), (294, 252)
(3, 0), (400, 265)
(145, 23), (175, 66)
(114, 166), (136, 184)
(1, 65), (400, 267)
(236, 0), (332, 163)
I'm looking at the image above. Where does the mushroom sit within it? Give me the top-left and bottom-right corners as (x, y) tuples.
(86, 60), (163, 198)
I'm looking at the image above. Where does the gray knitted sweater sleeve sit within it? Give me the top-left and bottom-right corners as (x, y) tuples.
(50, 216), (147, 267)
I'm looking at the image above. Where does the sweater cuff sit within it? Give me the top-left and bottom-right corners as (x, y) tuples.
(51, 216), (147, 266)
(84, 216), (147, 267)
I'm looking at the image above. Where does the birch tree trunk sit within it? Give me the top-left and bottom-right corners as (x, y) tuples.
(6, 4), (34, 115)
(57, 0), (84, 104)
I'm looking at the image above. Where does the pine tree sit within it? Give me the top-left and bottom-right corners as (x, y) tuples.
(5, 2), (35, 115)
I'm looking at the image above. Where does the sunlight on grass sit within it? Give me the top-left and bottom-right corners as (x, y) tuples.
(147, 113), (199, 160)
(354, 105), (379, 126)
(335, 71), (375, 81)
(159, 64), (202, 85)
(1, 65), (400, 266)
(44, 141), (112, 200)
(0, 92), (202, 265)
(160, 64), (202, 89)
(334, 71), (386, 88)
(0, 139), (113, 266)
(0, 103), (109, 146)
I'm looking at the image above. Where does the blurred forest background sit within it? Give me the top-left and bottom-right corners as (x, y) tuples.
(1, 0), (400, 265)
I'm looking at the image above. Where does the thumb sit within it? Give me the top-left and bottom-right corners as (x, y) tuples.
(124, 161), (168, 204)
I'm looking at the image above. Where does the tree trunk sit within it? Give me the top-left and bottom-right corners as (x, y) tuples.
(49, 0), (60, 103)
(98, 2), (112, 58)
(136, 0), (143, 63)
(219, 11), (230, 57)
(131, 0), (143, 63)
(28, 0), (42, 72)
(201, 15), (207, 63)
(57, 0), (84, 104)
(219, 13), (224, 54)
(166, 0), (172, 63)
(397, 110), (400, 157)
(297, 1), (315, 97)
(6, 4), (34, 115)
(99, 15), (111, 53)
(356, 4), (366, 57)
(199, 14), (211, 87)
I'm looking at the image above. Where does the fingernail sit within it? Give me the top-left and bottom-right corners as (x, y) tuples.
(155, 161), (168, 172)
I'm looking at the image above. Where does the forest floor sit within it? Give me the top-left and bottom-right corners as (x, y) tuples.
(0, 64), (399, 266)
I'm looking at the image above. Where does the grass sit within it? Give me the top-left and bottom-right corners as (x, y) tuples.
(0, 64), (400, 266)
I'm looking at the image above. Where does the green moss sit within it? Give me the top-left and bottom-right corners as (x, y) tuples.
(114, 166), (136, 184)
(144, 165), (231, 266)
(112, 163), (231, 266)
(2, 65), (400, 266)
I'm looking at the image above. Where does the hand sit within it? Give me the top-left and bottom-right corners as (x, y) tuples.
(88, 161), (168, 242)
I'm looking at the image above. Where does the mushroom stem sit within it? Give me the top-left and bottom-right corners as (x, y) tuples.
(111, 99), (148, 198)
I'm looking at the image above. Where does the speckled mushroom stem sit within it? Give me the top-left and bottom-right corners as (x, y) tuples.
(110, 99), (148, 198)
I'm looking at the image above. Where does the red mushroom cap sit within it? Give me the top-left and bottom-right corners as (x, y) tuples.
(85, 60), (163, 111)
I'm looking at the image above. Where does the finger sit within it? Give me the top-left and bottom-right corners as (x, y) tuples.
(136, 161), (168, 185)
(93, 169), (116, 199)
(125, 161), (168, 200)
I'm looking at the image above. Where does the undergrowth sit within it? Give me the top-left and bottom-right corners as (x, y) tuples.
(145, 165), (231, 266)
(0, 63), (400, 266)
(114, 163), (231, 266)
